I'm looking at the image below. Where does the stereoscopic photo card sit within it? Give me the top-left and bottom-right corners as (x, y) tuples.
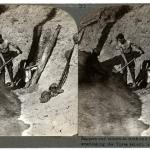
(0, 3), (150, 148)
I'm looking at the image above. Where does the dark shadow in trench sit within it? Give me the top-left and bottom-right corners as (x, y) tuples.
(96, 5), (131, 55)
(0, 5), (9, 15)
(14, 8), (57, 89)
(26, 8), (57, 66)
(79, 50), (122, 84)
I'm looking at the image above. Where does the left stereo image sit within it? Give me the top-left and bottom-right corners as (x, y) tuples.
(0, 5), (78, 136)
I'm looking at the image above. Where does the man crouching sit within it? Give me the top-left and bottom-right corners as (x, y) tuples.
(0, 34), (22, 87)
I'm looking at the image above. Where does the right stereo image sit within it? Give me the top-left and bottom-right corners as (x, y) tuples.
(78, 4), (150, 136)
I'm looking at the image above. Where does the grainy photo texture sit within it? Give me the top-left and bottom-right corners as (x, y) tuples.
(0, 5), (78, 136)
(79, 4), (150, 136)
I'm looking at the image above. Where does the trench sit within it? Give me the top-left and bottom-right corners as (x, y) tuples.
(15, 8), (60, 135)
(0, 7), (58, 135)
(96, 5), (131, 54)
(79, 5), (149, 136)
(26, 8), (57, 66)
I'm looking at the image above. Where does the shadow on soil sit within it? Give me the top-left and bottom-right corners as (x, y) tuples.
(0, 82), (29, 136)
(79, 51), (149, 136)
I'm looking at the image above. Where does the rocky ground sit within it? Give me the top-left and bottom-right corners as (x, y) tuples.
(0, 5), (78, 136)
(79, 5), (150, 136)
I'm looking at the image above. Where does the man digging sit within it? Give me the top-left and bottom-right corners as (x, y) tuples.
(116, 33), (144, 88)
(0, 34), (22, 87)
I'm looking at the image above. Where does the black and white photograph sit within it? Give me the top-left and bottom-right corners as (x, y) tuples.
(0, 5), (78, 136)
(79, 4), (150, 136)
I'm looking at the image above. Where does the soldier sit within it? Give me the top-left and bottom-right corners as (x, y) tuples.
(116, 33), (144, 88)
(0, 34), (22, 86)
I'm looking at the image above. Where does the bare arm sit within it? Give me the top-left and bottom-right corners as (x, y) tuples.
(131, 43), (144, 54)
(115, 44), (121, 50)
(9, 42), (22, 54)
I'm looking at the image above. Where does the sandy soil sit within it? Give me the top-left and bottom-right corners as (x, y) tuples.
(134, 88), (150, 136)
(15, 9), (78, 136)
(79, 74), (148, 136)
(0, 5), (78, 136)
